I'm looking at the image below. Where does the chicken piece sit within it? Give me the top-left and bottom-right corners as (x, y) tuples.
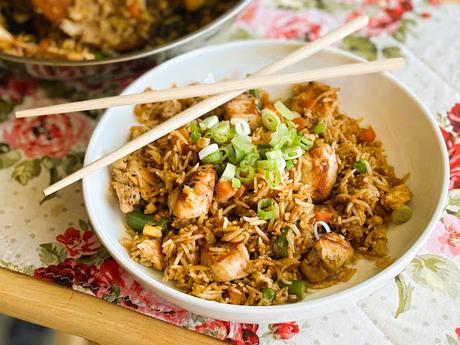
(300, 143), (338, 201)
(301, 232), (353, 283)
(168, 165), (216, 219)
(223, 93), (261, 130)
(382, 184), (412, 210)
(215, 178), (237, 202)
(136, 238), (165, 270)
(203, 243), (250, 282)
(363, 226), (388, 257)
(112, 182), (141, 214)
(31, 0), (72, 23)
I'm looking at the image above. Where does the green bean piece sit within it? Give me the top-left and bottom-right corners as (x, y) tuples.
(126, 211), (169, 234)
(391, 205), (412, 224)
(287, 280), (307, 299)
(262, 288), (276, 301)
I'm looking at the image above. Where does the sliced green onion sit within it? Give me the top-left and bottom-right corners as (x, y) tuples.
(256, 159), (278, 171)
(231, 146), (246, 165)
(286, 160), (294, 170)
(287, 280), (307, 299)
(257, 198), (278, 220)
(289, 127), (301, 146)
(221, 163), (236, 180)
(208, 121), (232, 144)
(221, 144), (236, 162)
(240, 151), (259, 168)
(274, 100), (297, 120)
(236, 166), (255, 184)
(126, 211), (169, 234)
(299, 136), (314, 150)
(283, 147), (303, 160)
(265, 169), (282, 187)
(270, 123), (290, 149)
(249, 89), (262, 110)
(261, 108), (281, 131)
(231, 135), (256, 155)
(353, 159), (367, 174)
(262, 288), (276, 301)
(313, 122), (326, 134)
(202, 150), (222, 164)
(391, 205), (412, 224)
(199, 115), (219, 130)
(231, 118), (251, 136)
(231, 178), (241, 189)
(190, 130), (201, 143)
(266, 149), (283, 161)
(198, 143), (219, 161)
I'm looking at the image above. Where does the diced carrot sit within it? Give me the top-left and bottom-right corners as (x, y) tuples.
(260, 90), (270, 108)
(292, 117), (307, 130)
(234, 185), (246, 199)
(359, 127), (376, 142)
(215, 179), (236, 202)
(127, 2), (140, 17)
(314, 210), (334, 222)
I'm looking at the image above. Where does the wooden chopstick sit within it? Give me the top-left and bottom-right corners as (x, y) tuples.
(43, 15), (369, 196)
(17, 58), (404, 118)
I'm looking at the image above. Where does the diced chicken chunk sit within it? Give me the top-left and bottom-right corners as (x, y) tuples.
(112, 182), (141, 214)
(223, 93), (261, 130)
(382, 184), (412, 209)
(136, 238), (165, 270)
(301, 232), (353, 283)
(168, 165), (216, 219)
(206, 243), (250, 282)
(300, 143), (338, 201)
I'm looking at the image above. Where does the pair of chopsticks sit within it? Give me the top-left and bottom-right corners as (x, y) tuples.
(15, 16), (404, 196)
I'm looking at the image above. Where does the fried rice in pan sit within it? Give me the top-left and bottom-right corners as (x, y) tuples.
(111, 82), (413, 306)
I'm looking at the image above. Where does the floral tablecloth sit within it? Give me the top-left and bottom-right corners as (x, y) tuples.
(1, 0), (459, 344)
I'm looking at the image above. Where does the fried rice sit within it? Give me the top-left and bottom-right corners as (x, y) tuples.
(111, 82), (413, 306)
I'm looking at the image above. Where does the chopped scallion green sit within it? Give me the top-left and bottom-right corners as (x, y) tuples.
(313, 122), (326, 134)
(353, 159), (367, 174)
(257, 198), (278, 220)
(274, 100), (297, 120)
(261, 108), (281, 131)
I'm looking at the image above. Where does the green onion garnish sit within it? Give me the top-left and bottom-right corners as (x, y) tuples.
(231, 135), (256, 155)
(249, 89), (262, 110)
(353, 159), (367, 173)
(266, 149), (283, 161)
(274, 100), (297, 120)
(236, 165), (255, 184)
(240, 151), (259, 168)
(264, 169), (282, 187)
(231, 118), (251, 136)
(190, 130), (201, 143)
(208, 121), (232, 144)
(313, 122), (326, 134)
(202, 150), (222, 164)
(231, 178), (241, 189)
(261, 109), (281, 131)
(270, 123), (290, 149)
(257, 198), (278, 220)
(286, 160), (294, 170)
(299, 136), (314, 150)
(199, 115), (219, 130)
(221, 162), (236, 180)
(283, 147), (303, 160)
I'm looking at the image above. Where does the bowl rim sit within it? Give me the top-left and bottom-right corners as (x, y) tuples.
(83, 39), (450, 318)
(0, 0), (251, 67)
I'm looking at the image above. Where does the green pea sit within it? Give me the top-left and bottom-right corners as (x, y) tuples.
(353, 159), (367, 174)
(126, 211), (169, 233)
(287, 280), (308, 299)
(273, 229), (289, 258)
(391, 205), (412, 224)
(262, 288), (276, 301)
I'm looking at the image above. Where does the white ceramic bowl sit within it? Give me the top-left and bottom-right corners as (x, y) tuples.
(83, 41), (449, 323)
